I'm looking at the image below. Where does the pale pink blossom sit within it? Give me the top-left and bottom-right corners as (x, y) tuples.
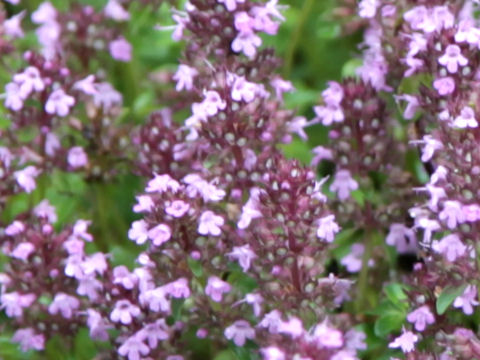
(454, 285), (479, 315)
(316, 214), (340, 243)
(14, 166), (40, 193)
(438, 44), (468, 73)
(148, 223), (172, 246)
(165, 200), (190, 218)
(453, 106), (478, 128)
(104, 0), (130, 21)
(389, 329), (418, 353)
(12, 328), (45, 352)
(224, 320), (255, 346)
(227, 244), (257, 272)
(110, 300), (141, 324)
(173, 64), (198, 92)
(330, 169), (358, 200)
(109, 38), (132, 62)
(198, 211), (224, 236)
(48, 293), (80, 319)
(205, 276), (231, 302)
(67, 146), (88, 168)
(407, 306), (435, 331)
(45, 89), (75, 117)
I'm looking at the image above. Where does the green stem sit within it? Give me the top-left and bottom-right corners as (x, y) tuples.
(283, 0), (315, 78)
(356, 203), (375, 313)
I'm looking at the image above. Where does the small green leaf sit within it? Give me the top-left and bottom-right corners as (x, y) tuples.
(316, 22), (341, 39)
(384, 283), (408, 306)
(187, 258), (204, 278)
(341, 58), (363, 78)
(374, 312), (405, 337)
(436, 284), (467, 315)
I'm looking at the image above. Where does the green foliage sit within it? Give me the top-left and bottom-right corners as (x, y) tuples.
(436, 284), (468, 315)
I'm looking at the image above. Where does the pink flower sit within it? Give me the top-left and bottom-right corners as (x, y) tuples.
(438, 44), (468, 73)
(201, 90), (227, 116)
(205, 276), (231, 302)
(385, 223), (417, 253)
(118, 334), (150, 360)
(410, 135), (443, 162)
(198, 211), (224, 236)
(312, 321), (344, 348)
(137, 320), (169, 349)
(388, 329), (418, 353)
(109, 38), (132, 62)
(45, 89), (75, 117)
(67, 146), (88, 168)
(73, 75), (97, 95)
(104, 0), (130, 21)
(330, 170), (358, 201)
(278, 317), (304, 338)
(173, 64), (198, 92)
(395, 94), (419, 120)
(72, 219), (93, 242)
(45, 132), (61, 156)
(11, 242), (35, 261)
(403, 56), (424, 77)
(224, 320), (255, 346)
(14, 166), (40, 193)
(4, 11), (26, 38)
(146, 174), (180, 193)
(341, 243), (369, 273)
(232, 32), (262, 58)
(453, 106), (478, 128)
(227, 244), (257, 272)
(311, 146), (333, 167)
(238, 188), (263, 229)
(165, 200), (190, 218)
(270, 76), (293, 102)
(313, 104), (344, 126)
(358, 0), (378, 18)
(259, 310), (283, 333)
(230, 74), (259, 103)
(462, 203), (480, 222)
(133, 195), (154, 213)
(183, 174), (226, 202)
(165, 278), (190, 298)
(251, 1), (284, 35)
(110, 300), (141, 324)
(140, 287), (170, 313)
(34, 199), (57, 223)
(439, 200), (465, 229)
(455, 19), (480, 45)
(13, 66), (45, 98)
(454, 285), (479, 315)
(316, 214), (340, 243)
(407, 33), (427, 58)
(433, 77), (455, 96)
(92, 82), (123, 110)
(148, 223), (172, 246)
(5, 220), (25, 236)
(12, 328), (45, 352)
(218, 0), (245, 12)
(48, 293), (80, 319)
(407, 305), (435, 331)
(128, 220), (149, 244)
(113, 266), (138, 290)
(260, 347), (285, 360)
(31, 2), (57, 24)
(1, 292), (36, 317)
(4, 82), (24, 111)
(86, 309), (110, 341)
